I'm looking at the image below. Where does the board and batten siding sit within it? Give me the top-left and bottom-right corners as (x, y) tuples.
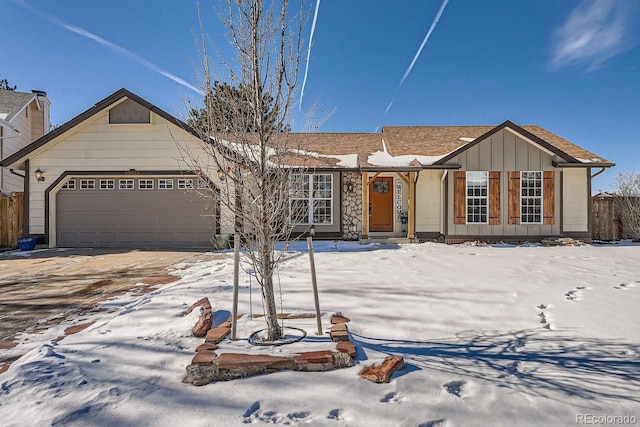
(415, 170), (442, 233)
(562, 168), (588, 232)
(446, 128), (561, 237)
(26, 104), (230, 243)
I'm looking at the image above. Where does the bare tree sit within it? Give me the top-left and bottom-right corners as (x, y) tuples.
(614, 171), (640, 241)
(179, 0), (313, 341)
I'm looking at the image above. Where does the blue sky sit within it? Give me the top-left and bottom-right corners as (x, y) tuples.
(3, 0), (639, 192)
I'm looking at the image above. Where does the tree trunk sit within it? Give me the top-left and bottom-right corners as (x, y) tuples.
(261, 248), (283, 341)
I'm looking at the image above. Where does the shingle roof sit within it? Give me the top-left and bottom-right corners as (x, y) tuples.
(1, 88), (613, 170)
(291, 121), (612, 168)
(0, 90), (36, 122)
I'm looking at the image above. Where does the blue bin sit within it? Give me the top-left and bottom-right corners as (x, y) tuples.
(17, 237), (38, 251)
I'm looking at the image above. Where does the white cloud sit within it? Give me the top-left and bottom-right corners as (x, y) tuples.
(550, 0), (636, 70)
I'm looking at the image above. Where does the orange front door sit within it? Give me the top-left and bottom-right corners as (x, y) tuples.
(369, 177), (394, 232)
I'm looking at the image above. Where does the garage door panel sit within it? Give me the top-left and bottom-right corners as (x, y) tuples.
(57, 178), (216, 248)
(98, 232), (117, 244)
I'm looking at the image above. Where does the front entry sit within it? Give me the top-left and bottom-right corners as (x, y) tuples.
(369, 177), (394, 232)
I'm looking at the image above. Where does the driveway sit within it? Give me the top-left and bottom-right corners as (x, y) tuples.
(0, 248), (204, 341)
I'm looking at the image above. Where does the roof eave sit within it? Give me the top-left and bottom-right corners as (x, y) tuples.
(553, 161), (615, 168)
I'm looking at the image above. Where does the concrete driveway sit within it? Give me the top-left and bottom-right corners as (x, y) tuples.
(0, 248), (204, 341)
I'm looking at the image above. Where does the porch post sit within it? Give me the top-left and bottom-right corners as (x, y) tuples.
(408, 171), (416, 239)
(362, 172), (368, 239)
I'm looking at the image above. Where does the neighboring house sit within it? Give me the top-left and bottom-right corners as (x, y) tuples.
(0, 88), (614, 248)
(0, 90), (51, 193)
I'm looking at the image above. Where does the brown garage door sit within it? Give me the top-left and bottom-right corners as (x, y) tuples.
(56, 177), (218, 248)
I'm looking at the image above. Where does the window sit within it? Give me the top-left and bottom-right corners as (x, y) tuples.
(99, 179), (115, 190)
(197, 178), (211, 190)
(119, 179), (134, 190)
(178, 178), (194, 189)
(158, 179), (174, 190)
(61, 179), (76, 190)
(521, 171), (542, 223)
(139, 179), (154, 190)
(79, 179), (95, 190)
(290, 174), (333, 225)
(466, 171), (488, 224)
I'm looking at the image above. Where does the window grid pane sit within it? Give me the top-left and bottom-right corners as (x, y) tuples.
(178, 179), (194, 189)
(521, 171), (542, 224)
(99, 179), (115, 190)
(62, 179), (76, 190)
(79, 179), (95, 190)
(466, 171), (488, 224)
(158, 179), (174, 189)
(289, 174), (332, 225)
(119, 179), (134, 190)
(139, 179), (154, 190)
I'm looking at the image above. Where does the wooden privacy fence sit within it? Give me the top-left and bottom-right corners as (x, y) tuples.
(0, 192), (24, 248)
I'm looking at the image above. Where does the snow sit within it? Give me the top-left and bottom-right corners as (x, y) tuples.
(1, 242), (639, 426)
(576, 157), (603, 163)
(367, 139), (446, 167)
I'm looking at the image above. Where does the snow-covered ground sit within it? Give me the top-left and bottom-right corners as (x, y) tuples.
(1, 241), (639, 426)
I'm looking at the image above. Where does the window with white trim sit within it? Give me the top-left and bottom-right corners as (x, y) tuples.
(61, 179), (76, 190)
(158, 179), (174, 189)
(197, 178), (211, 190)
(119, 179), (134, 190)
(139, 179), (154, 190)
(466, 171), (488, 224)
(99, 179), (115, 190)
(178, 178), (194, 189)
(289, 174), (333, 225)
(521, 171), (542, 224)
(79, 179), (95, 190)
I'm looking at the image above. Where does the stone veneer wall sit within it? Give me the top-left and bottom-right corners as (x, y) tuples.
(342, 171), (362, 240)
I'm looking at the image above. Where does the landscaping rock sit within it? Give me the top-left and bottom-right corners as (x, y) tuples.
(216, 353), (294, 381)
(192, 350), (217, 365)
(332, 351), (356, 369)
(205, 327), (230, 344)
(183, 361), (219, 386)
(187, 297), (213, 337)
(196, 343), (219, 352)
(330, 324), (350, 342)
(336, 340), (356, 358)
(294, 350), (334, 365)
(359, 355), (404, 383)
(331, 314), (350, 324)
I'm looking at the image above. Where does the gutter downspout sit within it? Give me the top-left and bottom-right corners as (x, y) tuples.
(440, 170), (448, 236)
(590, 167), (605, 179)
(10, 169), (25, 178)
(412, 170), (420, 240)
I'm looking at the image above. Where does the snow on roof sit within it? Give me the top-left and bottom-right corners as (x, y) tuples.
(367, 139), (447, 167)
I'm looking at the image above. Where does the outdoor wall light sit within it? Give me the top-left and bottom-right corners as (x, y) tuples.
(34, 168), (45, 182)
(217, 169), (226, 181)
(346, 181), (354, 192)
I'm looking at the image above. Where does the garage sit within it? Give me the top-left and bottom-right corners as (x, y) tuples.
(56, 176), (219, 248)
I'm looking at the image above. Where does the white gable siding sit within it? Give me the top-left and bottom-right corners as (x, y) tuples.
(562, 168), (589, 232)
(27, 108), (228, 242)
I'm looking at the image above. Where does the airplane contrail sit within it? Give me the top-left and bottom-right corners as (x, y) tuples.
(299, 0), (321, 111)
(11, 0), (203, 96)
(385, 0), (450, 114)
